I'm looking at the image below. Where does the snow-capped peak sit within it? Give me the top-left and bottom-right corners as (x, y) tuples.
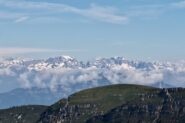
(46, 56), (75, 63)
(0, 55), (185, 89)
(62, 55), (73, 60)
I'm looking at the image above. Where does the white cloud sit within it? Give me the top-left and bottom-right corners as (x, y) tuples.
(1, 0), (185, 24)
(1, 56), (185, 95)
(0, 68), (15, 76)
(17, 61), (185, 91)
(18, 72), (31, 88)
(0, 0), (128, 24)
(0, 47), (82, 56)
(81, 4), (128, 24)
(0, 11), (30, 23)
(14, 16), (29, 23)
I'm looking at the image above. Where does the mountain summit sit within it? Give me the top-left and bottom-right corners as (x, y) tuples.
(0, 84), (185, 123)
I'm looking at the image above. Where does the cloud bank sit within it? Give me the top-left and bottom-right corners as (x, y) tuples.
(0, 56), (185, 95)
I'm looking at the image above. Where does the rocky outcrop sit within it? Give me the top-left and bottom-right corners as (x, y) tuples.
(86, 88), (185, 123)
(38, 99), (102, 123)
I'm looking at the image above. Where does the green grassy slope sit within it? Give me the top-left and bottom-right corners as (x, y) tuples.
(86, 88), (185, 123)
(69, 84), (160, 111)
(38, 84), (162, 123)
(0, 84), (185, 123)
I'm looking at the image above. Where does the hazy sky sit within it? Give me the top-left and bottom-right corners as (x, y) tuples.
(0, 0), (185, 61)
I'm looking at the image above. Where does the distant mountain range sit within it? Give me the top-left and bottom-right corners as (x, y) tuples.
(0, 56), (185, 108)
(0, 87), (64, 109)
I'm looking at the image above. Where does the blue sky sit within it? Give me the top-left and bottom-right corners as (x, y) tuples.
(0, 0), (185, 61)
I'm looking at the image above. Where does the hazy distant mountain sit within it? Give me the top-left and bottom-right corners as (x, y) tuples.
(0, 56), (185, 108)
(0, 87), (65, 109)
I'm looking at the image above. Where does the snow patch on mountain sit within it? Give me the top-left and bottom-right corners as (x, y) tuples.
(0, 56), (185, 93)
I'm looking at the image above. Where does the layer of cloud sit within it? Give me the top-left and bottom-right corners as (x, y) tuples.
(1, 0), (185, 25)
(0, 56), (185, 95)
(0, 47), (82, 56)
(0, 0), (127, 24)
(1, 0), (185, 24)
